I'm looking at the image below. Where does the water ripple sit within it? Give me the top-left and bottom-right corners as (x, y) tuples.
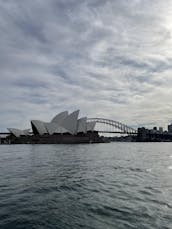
(0, 143), (172, 229)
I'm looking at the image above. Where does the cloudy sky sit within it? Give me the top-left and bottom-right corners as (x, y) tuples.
(1, 0), (172, 131)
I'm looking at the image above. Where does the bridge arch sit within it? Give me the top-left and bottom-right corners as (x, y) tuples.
(87, 118), (137, 134)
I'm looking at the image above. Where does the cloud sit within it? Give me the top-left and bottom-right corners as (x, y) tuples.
(0, 0), (172, 131)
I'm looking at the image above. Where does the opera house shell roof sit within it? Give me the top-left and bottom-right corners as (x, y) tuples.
(7, 128), (30, 138)
(8, 110), (96, 137)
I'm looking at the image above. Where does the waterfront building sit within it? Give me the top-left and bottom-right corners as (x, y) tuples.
(8, 110), (96, 137)
(159, 127), (163, 133)
(6, 110), (102, 144)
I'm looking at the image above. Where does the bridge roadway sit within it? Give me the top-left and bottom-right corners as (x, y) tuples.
(98, 131), (137, 134)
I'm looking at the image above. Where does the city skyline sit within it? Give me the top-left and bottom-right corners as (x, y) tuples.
(1, 0), (172, 131)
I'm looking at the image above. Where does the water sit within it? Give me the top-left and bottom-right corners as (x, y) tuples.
(0, 143), (172, 229)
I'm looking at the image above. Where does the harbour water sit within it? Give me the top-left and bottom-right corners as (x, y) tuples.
(0, 143), (172, 229)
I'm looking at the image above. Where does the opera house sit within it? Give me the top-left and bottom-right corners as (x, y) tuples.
(7, 110), (105, 144)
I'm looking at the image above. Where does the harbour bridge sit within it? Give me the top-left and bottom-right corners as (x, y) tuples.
(0, 118), (138, 136)
(87, 118), (137, 134)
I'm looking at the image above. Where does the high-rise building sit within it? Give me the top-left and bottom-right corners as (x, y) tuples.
(168, 124), (172, 133)
(159, 127), (163, 133)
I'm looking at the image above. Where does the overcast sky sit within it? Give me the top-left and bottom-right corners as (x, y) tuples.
(1, 0), (172, 131)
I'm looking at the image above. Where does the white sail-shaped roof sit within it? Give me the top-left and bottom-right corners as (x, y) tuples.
(23, 129), (30, 135)
(60, 110), (79, 135)
(45, 122), (59, 135)
(51, 111), (68, 124)
(87, 121), (96, 131)
(31, 120), (48, 135)
(45, 122), (69, 134)
(54, 126), (69, 134)
(77, 117), (87, 133)
(7, 128), (30, 137)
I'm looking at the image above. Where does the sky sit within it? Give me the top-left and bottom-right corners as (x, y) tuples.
(1, 0), (172, 131)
